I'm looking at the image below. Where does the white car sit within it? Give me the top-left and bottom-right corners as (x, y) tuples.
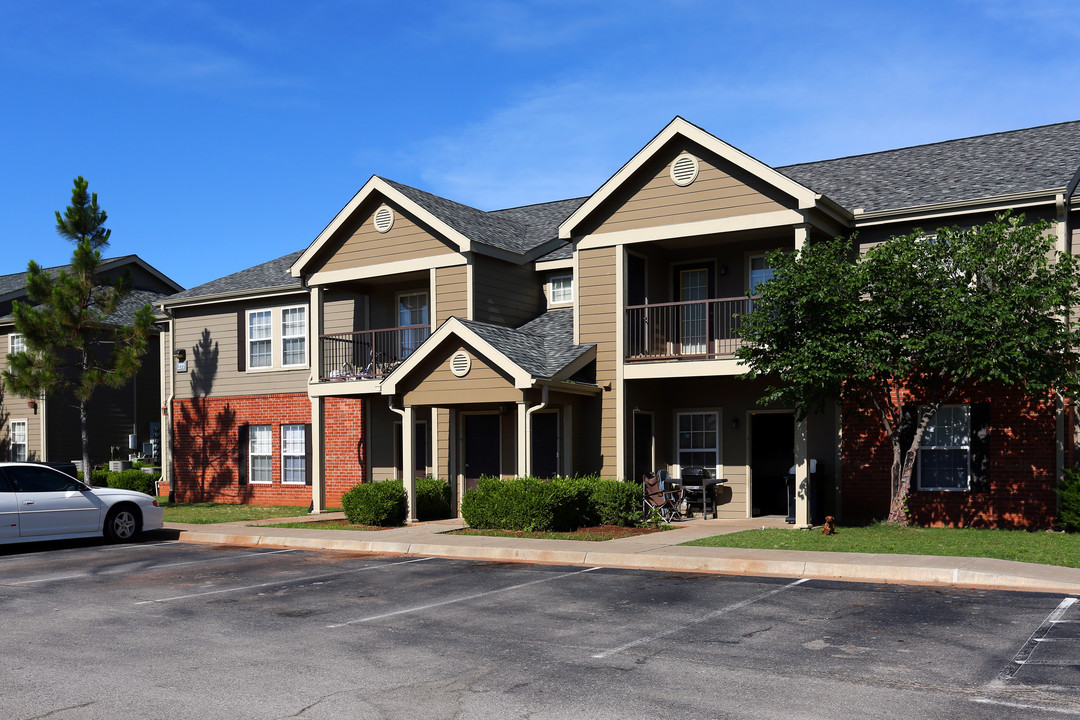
(0, 462), (164, 544)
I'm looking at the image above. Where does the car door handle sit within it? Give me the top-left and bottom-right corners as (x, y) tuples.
(22, 500), (35, 506)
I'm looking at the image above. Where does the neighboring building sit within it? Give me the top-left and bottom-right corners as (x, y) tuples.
(0, 255), (183, 467)
(160, 117), (1080, 528)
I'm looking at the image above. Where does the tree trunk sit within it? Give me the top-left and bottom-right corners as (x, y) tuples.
(887, 439), (909, 524)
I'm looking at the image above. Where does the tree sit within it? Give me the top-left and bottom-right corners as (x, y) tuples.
(2, 176), (155, 477)
(736, 214), (1080, 524)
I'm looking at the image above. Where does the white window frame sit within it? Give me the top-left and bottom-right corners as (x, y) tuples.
(8, 333), (25, 356)
(747, 254), (774, 295)
(249, 424), (273, 484)
(549, 273), (573, 305)
(247, 310), (273, 370)
(281, 424), (306, 485)
(917, 405), (971, 492)
(280, 306), (307, 368)
(10, 419), (28, 462)
(674, 410), (722, 480)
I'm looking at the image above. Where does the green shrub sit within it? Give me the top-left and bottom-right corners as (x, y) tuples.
(89, 469), (110, 487)
(1058, 467), (1080, 532)
(108, 468), (158, 496)
(460, 475), (638, 532)
(341, 480), (407, 526)
(586, 478), (643, 526)
(416, 477), (451, 520)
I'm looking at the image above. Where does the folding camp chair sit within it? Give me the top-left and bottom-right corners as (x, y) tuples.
(642, 469), (684, 522)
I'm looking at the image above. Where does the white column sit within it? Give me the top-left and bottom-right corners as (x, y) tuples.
(794, 416), (810, 527)
(794, 224), (809, 254)
(403, 405), (417, 523)
(1057, 395), (1066, 483)
(517, 401), (528, 477)
(310, 397), (325, 513)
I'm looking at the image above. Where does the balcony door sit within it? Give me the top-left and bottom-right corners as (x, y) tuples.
(676, 265), (713, 356)
(396, 291), (429, 360)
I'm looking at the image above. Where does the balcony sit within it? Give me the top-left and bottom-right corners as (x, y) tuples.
(319, 325), (430, 382)
(625, 296), (752, 362)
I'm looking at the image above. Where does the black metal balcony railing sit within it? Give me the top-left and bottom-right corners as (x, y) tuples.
(319, 325), (430, 381)
(625, 296), (752, 361)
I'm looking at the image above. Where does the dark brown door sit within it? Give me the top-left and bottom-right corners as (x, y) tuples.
(464, 414), (500, 491)
(531, 413), (559, 479)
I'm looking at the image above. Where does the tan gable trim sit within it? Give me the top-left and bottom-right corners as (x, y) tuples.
(559, 117), (847, 239)
(292, 176), (473, 278)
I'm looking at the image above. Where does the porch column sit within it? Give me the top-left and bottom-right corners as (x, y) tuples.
(794, 416), (810, 527)
(517, 401), (528, 477)
(794, 224), (809, 254)
(310, 397), (325, 513)
(403, 404), (418, 523)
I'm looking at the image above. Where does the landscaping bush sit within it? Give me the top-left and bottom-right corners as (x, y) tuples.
(460, 475), (639, 532)
(108, 468), (158, 496)
(89, 469), (110, 487)
(341, 480), (407, 526)
(416, 477), (451, 520)
(1058, 467), (1080, 532)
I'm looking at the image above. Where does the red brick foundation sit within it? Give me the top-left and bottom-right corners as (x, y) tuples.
(323, 397), (365, 505)
(841, 386), (1059, 529)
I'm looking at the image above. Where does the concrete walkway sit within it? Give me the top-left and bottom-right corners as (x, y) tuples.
(163, 514), (1080, 595)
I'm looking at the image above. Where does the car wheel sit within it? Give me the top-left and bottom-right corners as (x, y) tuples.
(104, 505), (140, 542)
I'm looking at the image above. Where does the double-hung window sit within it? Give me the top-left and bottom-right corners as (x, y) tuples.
(9, 420), (27, 462)
(676, 411), (720, 478)
(550, 274), (573, 304)
(9, 333), (25, 356)
(248, 311), (272, 369)
(918, 405), (970, 491)
(249, 425), (272, 484)
(281, 425), (306, 485)
(281, 307), (306, 367)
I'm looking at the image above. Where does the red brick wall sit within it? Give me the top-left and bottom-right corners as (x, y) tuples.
(172, 393), (314, 506)
(324, 397), (365, 504)
(841, 386), (1059, 529)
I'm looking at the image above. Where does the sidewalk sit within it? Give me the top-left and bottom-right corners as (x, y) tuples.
(163, 515), (1080, 595)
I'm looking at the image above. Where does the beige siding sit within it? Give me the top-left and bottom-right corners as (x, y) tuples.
(436, 407), (451, 480)
(1, 330), (43, 460)
(313, 201), (457, 274)
(436, 265), (468, 325)
(172, 298), (309, 400)
(401, 342), (521, 407)
(472, 256), (543, 327)
(577, 247), (618, 476)
(322, 290), (367, 335)
(586, 142), (793, 236)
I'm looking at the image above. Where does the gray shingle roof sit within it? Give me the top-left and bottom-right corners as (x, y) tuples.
(458, 309), (593, 380)
(489, 197), (587, 250)
(164, 250), (304, 303)
(778, 120), (1080, 213)
(0, 255), (145, 298)
(1, 288), (170, 326)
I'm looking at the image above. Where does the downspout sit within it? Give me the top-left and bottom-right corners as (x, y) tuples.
(388, 396), (418, 522)
(162, 305), (176, 502)
(524, 385), (550, 477)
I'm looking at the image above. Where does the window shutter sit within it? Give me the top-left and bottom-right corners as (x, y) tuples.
(237, 311), (246, 372)
(970, 403), (991, 492)
(304, 423), (313, 486)
(238, 423), (249, 484)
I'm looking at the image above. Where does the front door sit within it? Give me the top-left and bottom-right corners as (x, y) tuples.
(531, 412), (559, 479)
(464, 414), (500, 491)
(750, 413), (794, 517)
(633, 411), (654, 483)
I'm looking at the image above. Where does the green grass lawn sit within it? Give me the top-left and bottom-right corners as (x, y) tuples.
(684, 524), (1080, 568)
(159, 499), (313, 524)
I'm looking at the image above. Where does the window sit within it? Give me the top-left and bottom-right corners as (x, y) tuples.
(918, 405), (970, 491)
(5, 464), (80, 492)
(248, 311), (272, 369)
(281, 307), (306, 367)
(748, 255), (774, 294)
(281, 425), (306, 484)
(550, 274), (573, 304)
(249, 425), (272, 484)
(10, 420), (27, 462)
(676, 411), (719, 477)
(9, 333), (25, 355)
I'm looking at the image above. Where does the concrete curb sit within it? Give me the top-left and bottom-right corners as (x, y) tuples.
(169, 528), (1080, 595)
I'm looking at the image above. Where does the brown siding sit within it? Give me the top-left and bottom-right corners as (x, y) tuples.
(313, 200), (457, 274)
(577, 247), (618, 476)
(585, 141), (793, 237)
(172, 298), (309, 400)
(401, 342), (521, 407)
(436, 265), (468, 325)
(322, 289), (367, 335)
(472, 256), (543, 327)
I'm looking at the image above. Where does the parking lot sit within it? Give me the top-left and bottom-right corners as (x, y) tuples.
(1, 535), (1078, 719)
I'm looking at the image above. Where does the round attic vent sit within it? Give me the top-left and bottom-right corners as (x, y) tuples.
(670, 153), (699, 187)
(373, 205), (395, 233)
(450, 351), (471, 378)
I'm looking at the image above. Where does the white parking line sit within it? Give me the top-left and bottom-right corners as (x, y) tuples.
(970, 697), (1080, 716)
(135, 556), (437, 605)
(592, 578), (810, 659)
(7, 548), (298, 585)
(327, 566), (602, 628)
(999, 596), (1078, 682)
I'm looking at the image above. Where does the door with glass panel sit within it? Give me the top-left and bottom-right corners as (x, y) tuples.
(397, 291), (429, 362)
(678, 267), (710, 355)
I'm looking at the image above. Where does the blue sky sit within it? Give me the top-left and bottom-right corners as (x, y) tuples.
(2, 0), (1079, 291)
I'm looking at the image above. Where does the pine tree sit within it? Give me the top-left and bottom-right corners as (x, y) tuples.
(2, 177), (155, 477)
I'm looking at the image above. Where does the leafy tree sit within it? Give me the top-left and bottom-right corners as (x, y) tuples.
(2, 177), (155, 475)
(737, 214), (1080, 524)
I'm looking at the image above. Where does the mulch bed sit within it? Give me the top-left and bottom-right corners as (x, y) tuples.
(449, 525), (670, 541)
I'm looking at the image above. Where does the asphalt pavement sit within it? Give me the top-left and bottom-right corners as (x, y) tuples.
(162, 514), (1080, 595)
